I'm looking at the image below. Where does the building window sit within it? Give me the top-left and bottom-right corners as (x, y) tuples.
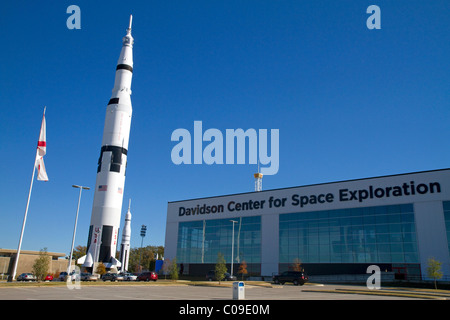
(279, 204), (418, 264)
(177, 216), (261, 264)
(443, 201), (450, 256)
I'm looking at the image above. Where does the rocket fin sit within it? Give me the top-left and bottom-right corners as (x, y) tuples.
(77, 255), (86, 264)
(80, 252), (93, 268)
(104, 256), (122, 269)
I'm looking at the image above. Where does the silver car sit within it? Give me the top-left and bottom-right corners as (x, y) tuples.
(17, 273), (37, 282)
(80, 273), (98, 281)
(122, 273), (137, 281)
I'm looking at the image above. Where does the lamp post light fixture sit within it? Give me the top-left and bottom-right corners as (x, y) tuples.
(230, 220), (238, 277)
(68, 185), (90, 275)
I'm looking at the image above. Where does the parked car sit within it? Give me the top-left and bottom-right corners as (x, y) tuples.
(59, 271), (80, 281)
(206, 270), (237, 281)
(115, 273), (124, 281)
(17, 273), (37, 282)
(137, 271), (158, 281)
(122, 272), (137, 281)
(80, 273), (98, 281)
(44, 274), (53, 281)
(58, 272), (68, 281)
(101, 272), (121, 281)
(272, 271), (308, 286)
(69, 271), (81, 282)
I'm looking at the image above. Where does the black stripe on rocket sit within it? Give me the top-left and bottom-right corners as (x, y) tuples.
(98, 225), (114, 263)
(97, 146), (128, 173)
(108, 97), (119, 105)
(116, 64), (133, 73)
(86, 225), (115, 264)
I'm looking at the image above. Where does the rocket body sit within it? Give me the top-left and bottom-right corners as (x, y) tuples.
(119, 201), (132, 271)
(80, 17), (134, 269)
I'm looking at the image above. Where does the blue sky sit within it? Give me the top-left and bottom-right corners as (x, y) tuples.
(1, 1), (449, 257)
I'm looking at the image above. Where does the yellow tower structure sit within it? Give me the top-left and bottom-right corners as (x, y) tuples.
(254, 172), (263, 192)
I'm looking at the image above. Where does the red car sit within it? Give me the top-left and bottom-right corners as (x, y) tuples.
(137, 271), (158, 281)
(45, 274), (53, 281)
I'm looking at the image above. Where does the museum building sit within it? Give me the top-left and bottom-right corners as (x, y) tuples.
(164, 169), (450, 280)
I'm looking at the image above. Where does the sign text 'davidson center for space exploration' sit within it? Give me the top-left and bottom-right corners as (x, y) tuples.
(178, 180), (442, 217)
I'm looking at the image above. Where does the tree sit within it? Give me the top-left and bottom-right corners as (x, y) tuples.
(169, 258), (179, 281)
(238, 260), (248, 280)
(96, 263), (106, 276)
(162, 258), (171, 279)
(427, 257), (443, 289)
(290, 258), (303, 272)
(72, 245), (86, 265)
(128, 245), (164, 272)
(32, 248), (50, 281)
(215, 252), (227, 284)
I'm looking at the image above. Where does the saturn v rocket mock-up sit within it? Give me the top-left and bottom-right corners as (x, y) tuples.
(78, 16), (134, 270)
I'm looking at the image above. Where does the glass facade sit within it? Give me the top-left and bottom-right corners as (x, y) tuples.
(443, 201), (450, 255)
(177, 216), (261, 264)
(279, 204), (419, 264)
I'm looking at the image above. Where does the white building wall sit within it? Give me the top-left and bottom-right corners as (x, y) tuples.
(414, 201), (450, 279)
(164, 221), (178, 263)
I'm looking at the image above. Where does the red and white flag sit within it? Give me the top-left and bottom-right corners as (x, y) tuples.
(35, 108), (48, 181)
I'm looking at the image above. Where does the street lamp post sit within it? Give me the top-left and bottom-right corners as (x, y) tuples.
(230, 220), (237, 277)
(139, 225), (147, 272)
(68, 185), (90, 275)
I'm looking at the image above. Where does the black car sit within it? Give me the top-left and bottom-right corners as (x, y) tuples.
(101, 272), (120, 281)
(206, 270), (237, 281)
(272, 271), (308, 286)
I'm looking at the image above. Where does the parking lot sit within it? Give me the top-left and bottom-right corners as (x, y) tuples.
(0, 281), (448, 300)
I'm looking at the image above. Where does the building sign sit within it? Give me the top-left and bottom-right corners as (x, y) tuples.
(177, 181), (442, 217)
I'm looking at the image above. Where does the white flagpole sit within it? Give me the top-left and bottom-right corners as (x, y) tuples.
(10, 149), (38, 281)
(10, 108), (46, 281)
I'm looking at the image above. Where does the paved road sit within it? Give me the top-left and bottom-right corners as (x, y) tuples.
(3, 283), (443, 319)
(0, 283), (430, 300)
